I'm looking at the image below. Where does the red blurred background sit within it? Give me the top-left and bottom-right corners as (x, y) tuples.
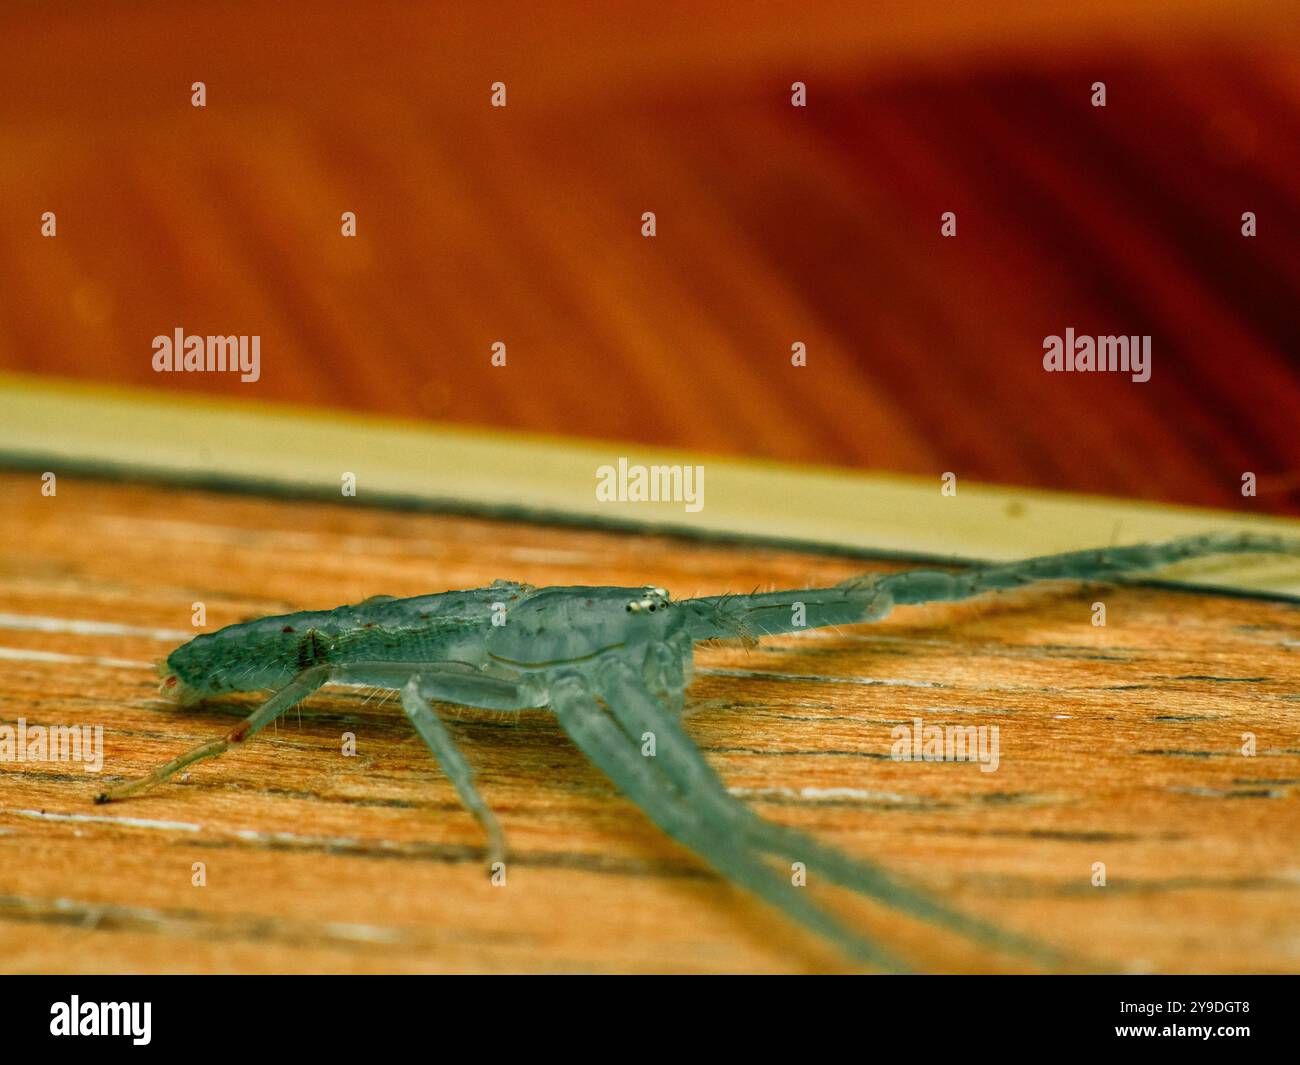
(2, 2), (1297, 512)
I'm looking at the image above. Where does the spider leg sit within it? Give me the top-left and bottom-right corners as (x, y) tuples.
(549, 669), (910, 971)
(399, 674), (506, 867)
(96, 664), (332, 803)
(681, 532), (1300, 639)
(877, 531), (1300, 607)
(342, 661), (546, 711)
(597, 653), (1064, 967)
(96, 660), (544, 806)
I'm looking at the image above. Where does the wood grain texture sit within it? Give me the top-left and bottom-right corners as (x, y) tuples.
(1, 4), (1298, 516)
(1, 472), (1298, 974)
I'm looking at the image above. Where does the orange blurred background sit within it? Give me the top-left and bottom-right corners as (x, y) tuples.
(2, 2), (1298, 512)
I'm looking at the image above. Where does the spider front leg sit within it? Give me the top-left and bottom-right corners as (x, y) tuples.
(682, 532), (1300, 641)
(597, 653), (1062, 967)
(549, 667), (909, 971)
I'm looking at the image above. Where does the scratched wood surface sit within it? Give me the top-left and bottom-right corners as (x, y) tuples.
(1, 471), (1298, 974)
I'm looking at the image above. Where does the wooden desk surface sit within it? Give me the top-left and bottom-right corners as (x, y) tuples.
(1, 472), (1297, 973)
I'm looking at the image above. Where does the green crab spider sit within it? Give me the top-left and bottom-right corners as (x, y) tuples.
(96, 532), (1300, 971)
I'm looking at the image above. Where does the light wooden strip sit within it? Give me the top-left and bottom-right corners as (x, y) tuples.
(3, 371), (1298, 596)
